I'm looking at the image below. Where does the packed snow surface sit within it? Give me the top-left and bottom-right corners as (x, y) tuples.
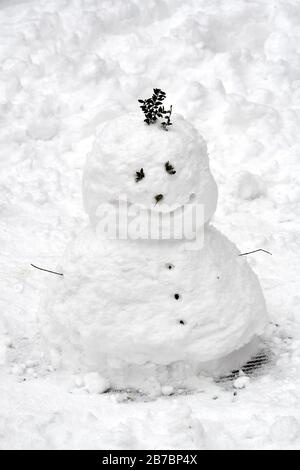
(0, 0), (300, 450)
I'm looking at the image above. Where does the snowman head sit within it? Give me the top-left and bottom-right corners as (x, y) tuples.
(83, 94), (218, 226)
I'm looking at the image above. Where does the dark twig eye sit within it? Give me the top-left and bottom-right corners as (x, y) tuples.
(154, 194), (164, 204)
(135, 168), (145, 182)
(165, 161), (176, 175)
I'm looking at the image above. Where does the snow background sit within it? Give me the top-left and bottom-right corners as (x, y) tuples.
(0, 0), (299, 449)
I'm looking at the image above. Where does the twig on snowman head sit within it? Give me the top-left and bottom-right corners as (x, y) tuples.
(238, 249), (272, 257)
(138, 89), (173, 130)
(31, 264), (64, 276)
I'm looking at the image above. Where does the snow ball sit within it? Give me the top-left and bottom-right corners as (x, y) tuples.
(42, 223), (267, 391)
(83, 111), (217, 223)
(83, 372), (110, 394)
(236, 171), (266, 200)
(233, 375), (250, 389)
(269, 416), (300, 443)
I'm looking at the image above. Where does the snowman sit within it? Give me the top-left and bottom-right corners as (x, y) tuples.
(41, 89), (267, 394)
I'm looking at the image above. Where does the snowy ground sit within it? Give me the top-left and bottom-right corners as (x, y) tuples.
(0, 0), (300, 449)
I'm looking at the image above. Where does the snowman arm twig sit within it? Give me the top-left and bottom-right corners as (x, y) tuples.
(31, 264), (64, 276)
(238, 249), (272, 257)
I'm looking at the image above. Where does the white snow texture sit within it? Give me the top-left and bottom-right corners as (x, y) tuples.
(1, 0), (300, 451)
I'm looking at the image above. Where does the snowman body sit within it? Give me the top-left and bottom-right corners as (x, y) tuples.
(42, 113), (267, 393)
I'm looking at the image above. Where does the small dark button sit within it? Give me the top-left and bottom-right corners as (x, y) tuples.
(179, 320), (185, 325)
(174, 293), (180, 300)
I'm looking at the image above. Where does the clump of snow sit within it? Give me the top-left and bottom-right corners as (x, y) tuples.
(233, 374), (250, 389)
(161, 385), (174, 396)
(82, 372), (110, 394)
(236, 171), (267, 200)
